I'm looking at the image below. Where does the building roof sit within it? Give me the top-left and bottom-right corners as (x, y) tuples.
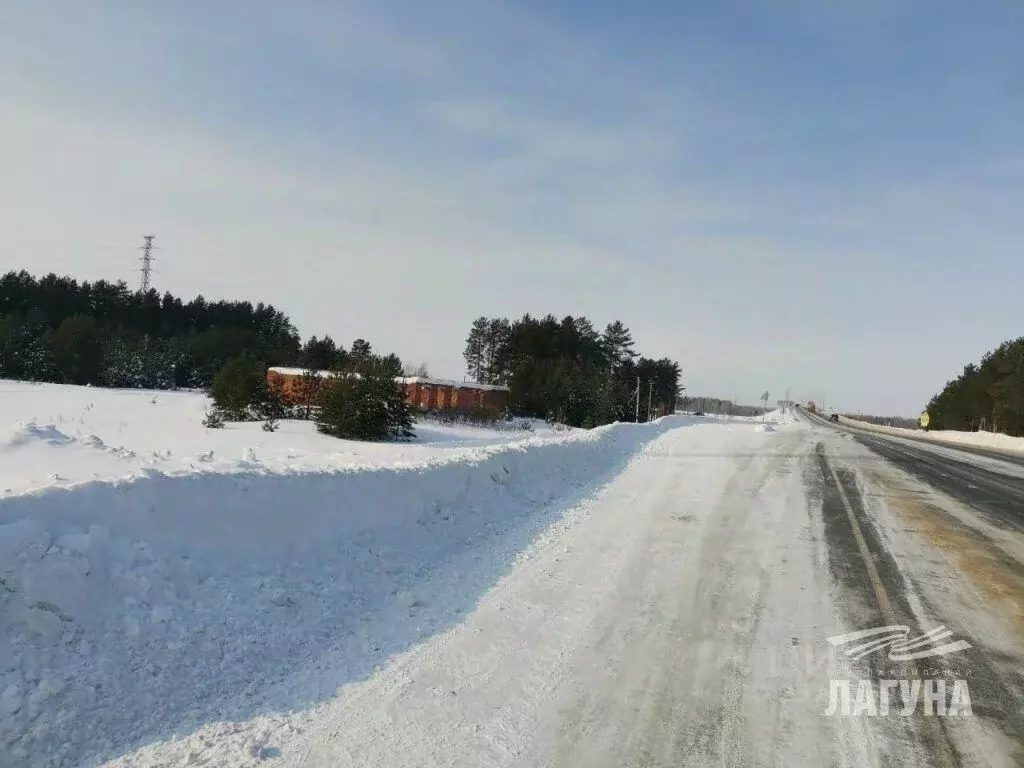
(267, 367), (509, 392)
(396, 376), (509, 392)
(267, 366), (337, 378)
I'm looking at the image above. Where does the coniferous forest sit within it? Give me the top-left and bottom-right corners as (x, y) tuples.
(926, 337), (1024, 436)
(0, 271), (301, 389)
(0, 271), (682, 429)
(463, 315), (682, 427)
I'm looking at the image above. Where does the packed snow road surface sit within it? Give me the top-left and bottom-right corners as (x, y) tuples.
(3, 384), (1021, 766)
(278, 419), (1021, 768)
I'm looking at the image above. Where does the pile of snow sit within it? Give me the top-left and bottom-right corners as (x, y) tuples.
(840, 415), (1024, 456)
(752, 409), (801, 432)
(0, 380), (705, 767)
(0, 381), (575, 497)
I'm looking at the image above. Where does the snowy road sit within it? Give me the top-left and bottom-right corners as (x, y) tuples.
(7, 402), (1022, 766)
(285, 425), (848, 768)
(263, 420), (1019, 767)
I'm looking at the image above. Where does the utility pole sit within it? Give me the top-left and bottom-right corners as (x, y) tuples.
(139, 235), (156, 293)
(647, 380), (653, 421)
(635, 376), (641, 423)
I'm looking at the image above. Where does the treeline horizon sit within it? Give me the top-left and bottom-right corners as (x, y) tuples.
(0, 270), (682, 428)
(843, 413), (921, 430)
(926, 336), (1024, 436)
(677, 396), (764, 417)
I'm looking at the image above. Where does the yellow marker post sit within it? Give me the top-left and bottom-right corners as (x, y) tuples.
(919, 411), (930, 429)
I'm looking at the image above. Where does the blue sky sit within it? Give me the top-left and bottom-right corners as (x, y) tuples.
(2, 1), (1022, 414)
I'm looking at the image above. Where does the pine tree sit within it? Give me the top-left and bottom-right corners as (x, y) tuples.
(377, 353), (404, 378)
(464, 317), (489, 382)
(211, 352), (269, 421)
(381, 374), (415, 440)
(316, 358), (414, 441)
(601, 321), (636, 371)
(302, 335), (344, 371)
(484, 318), (512, 385)
(349, 338), (373, 367)
(46, 315), (104, 385)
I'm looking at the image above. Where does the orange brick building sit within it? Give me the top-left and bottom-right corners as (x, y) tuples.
(267, 367), (510, 414)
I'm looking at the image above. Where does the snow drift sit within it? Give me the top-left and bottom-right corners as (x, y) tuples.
(0, 414), (690, 767)
(840, 415), (1024, 456)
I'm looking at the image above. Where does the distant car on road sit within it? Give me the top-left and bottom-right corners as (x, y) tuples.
(694, 411), (705, 417)
(829, 414), (839, 423)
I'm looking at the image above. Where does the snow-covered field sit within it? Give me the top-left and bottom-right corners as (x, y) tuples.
(0, 381), (794, 767)
(0, 381), (575, 497)
(839, 414), (1024, 456)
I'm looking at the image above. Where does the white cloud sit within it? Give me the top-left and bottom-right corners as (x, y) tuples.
(2, 1), (1022, 413)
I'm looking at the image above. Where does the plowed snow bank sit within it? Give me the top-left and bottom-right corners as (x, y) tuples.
(0, 409), (690, 767)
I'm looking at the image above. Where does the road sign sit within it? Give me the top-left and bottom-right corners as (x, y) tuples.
(919, 412), (930, 428)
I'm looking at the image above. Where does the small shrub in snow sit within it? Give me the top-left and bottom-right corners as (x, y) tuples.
(421, 406), (504, 428)
(261, 417), (279, 433)
(202, 408), (226, 429)
(253, 386), (286, 422)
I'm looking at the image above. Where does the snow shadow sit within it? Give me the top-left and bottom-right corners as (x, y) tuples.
(0, 416), (692, 766)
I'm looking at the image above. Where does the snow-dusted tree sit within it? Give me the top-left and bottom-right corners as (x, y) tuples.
(101, 334), (147, 388)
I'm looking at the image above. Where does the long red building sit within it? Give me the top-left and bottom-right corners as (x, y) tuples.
(266, 367), (510, 413)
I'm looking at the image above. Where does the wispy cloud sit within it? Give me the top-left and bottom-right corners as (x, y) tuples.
(1, 0), (1022, 413)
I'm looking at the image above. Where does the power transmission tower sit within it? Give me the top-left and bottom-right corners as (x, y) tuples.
(139, 235), (156, 293)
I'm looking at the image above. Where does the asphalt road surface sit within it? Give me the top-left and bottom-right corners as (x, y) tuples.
(800, 409), (1024, 766)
